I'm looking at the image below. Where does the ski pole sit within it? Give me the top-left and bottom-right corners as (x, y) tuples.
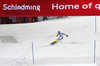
(68, 29), (72, 35)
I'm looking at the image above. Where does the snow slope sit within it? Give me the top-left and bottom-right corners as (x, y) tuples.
(0, 16), (100, 66)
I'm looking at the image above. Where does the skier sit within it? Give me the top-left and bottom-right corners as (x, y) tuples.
(51, 31), (68, 45)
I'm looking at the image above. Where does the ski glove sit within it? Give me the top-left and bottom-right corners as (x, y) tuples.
(56, 34), (58, 37)
(66, 35), (68, 37)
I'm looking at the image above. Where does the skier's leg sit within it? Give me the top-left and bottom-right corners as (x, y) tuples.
(54, 40), (59, 43)
(51, 37), (63, 45)
(51, 40), (59, 45)
(54, 37), (63, 43)
(53, 37), (62, 43)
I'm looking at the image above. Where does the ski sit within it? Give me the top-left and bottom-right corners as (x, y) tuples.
(50, 42), (57, 45)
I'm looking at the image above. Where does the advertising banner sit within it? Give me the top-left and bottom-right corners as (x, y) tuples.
(0, 0), (100, 16)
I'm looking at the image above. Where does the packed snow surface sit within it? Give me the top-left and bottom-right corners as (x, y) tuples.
(0, 16), (100, 66)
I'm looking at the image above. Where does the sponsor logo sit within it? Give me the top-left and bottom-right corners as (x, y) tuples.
(3, 4), (40, 11)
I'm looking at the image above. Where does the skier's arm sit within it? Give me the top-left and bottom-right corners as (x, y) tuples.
(62, 33), (68, 37)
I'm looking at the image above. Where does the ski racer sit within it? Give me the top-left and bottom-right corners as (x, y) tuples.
(51, 31), (68, 45)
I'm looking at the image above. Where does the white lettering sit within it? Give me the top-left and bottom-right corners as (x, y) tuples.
(8, 5), (12, 10)
(65, 5), (73, 9)
(21, 4), (25, 10)
(52, 3), (58, 10)
(59, 5), (64, 10)
(95, 4), (100, 10)
(37, 5), (40, 11)
(52, 4), (79, 10)
(89, 2), (92, 9)
(3, 4), (41, 11)
(82, 4), (88, 9)
(82, 2), (93, 9)
(3, 4), (7, 10)
(25, 5), (31, 10)
(74, 4), (79, 9)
